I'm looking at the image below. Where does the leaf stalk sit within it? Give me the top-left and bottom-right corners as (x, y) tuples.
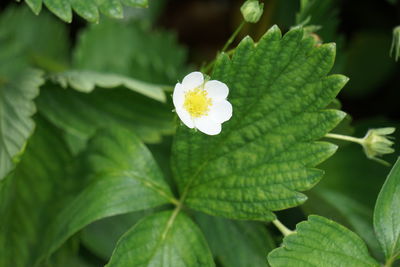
(324, 133), (364, 144)
(221, 21), (246, 53)
(272, 219), (295, 237)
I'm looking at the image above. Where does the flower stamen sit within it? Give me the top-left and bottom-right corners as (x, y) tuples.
(183, 87), (212, 118)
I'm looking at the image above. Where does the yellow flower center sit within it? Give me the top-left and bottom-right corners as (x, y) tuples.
(183, 87), (212, 118)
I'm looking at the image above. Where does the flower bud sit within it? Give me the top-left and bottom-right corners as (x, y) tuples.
(240, 0), (264, 23)
(362, 127), (396, 166)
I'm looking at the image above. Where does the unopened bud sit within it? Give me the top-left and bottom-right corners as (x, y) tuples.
(240, 0), (264, 23)
(362, 127), (396, 166)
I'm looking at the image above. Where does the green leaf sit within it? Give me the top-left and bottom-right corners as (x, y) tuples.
(374, 157), (400, 262)
(267, 215), (380, 267)
(107, 210), (214, 267)
(172, 26), (347, 220)
(81, 210), (154, 260)
(50, 70), (167, 102)
(41, 127), (176, 260)
(303, 189), (382, 259)
(0, 5), (69, 70)
(37, 85), (174, 153)
(147, 137), (176, 193)
(21, 0), (148, 23)
(0, 68), (43, 180)
(195, 212), (275, 267)
(0, 118), (74, 267)
(73, 18), (188, 84)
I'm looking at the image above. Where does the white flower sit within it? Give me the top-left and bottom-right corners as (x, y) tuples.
(173, 71), (232, 135)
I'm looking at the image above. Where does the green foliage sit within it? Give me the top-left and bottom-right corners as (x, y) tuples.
(34, 16), (187, 151)
(41, 127), (176, 261)
(0, 118), (74, 267)
(0, 69), (43, 180)
(107, 211), (214, 267)
(303, 189), (382, 259)
(374, 158), (400, 263)
(20, 0), (148, 23)
(268, 215), (380, 266)
(172, 26), (347, 221)
(82, 211), (154, 260)
(50, 70), (167, 102)
(37, 85), (174, 152)
(300, 120), (400, 261)
(73, 18), (187, 85)
(0, 6), (69, 69)
(195, 213), (275, 267)
(0, 1), (398, 266)
(270, 150), (400, 266)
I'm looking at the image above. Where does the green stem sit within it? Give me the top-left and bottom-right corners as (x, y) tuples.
(384, 253), (399, 267)
(221, 21), (246, 53)
(201, 49), (235, 74)
(272, 219), (294, 237)
(324, 133), (364, 145)
(201, 21), (245, 74)
(161, 203), (182, 240)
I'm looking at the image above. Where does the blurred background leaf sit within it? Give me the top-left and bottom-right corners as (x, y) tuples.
(49, 70), (167, 102)
(73, 17), (188, 85)
(0, 117), (79, 267)
(18, 0), (148, 23)
(39, 127), (176, 262)
(81, 211), (155, 262)
(37, 85), (174, 154)
(0, 5), (69, 70)
(0, 68), (42, 180)
(373, 157), (400, 265)
(0, 3), (190, 155)
(194, 212), (275, 267)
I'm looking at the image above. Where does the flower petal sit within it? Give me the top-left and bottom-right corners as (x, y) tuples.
(205, 80), (229, 100)
(182, 71), (204, 91)
(194, 117), (222, 135)
(176, 107), (194, 129)
(209, 100), (233, 123)
(173, 83), (185, 108)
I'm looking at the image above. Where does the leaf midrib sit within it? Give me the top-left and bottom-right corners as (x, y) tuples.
(139, 207), (182, 266)
(117, 170), (178, 205)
